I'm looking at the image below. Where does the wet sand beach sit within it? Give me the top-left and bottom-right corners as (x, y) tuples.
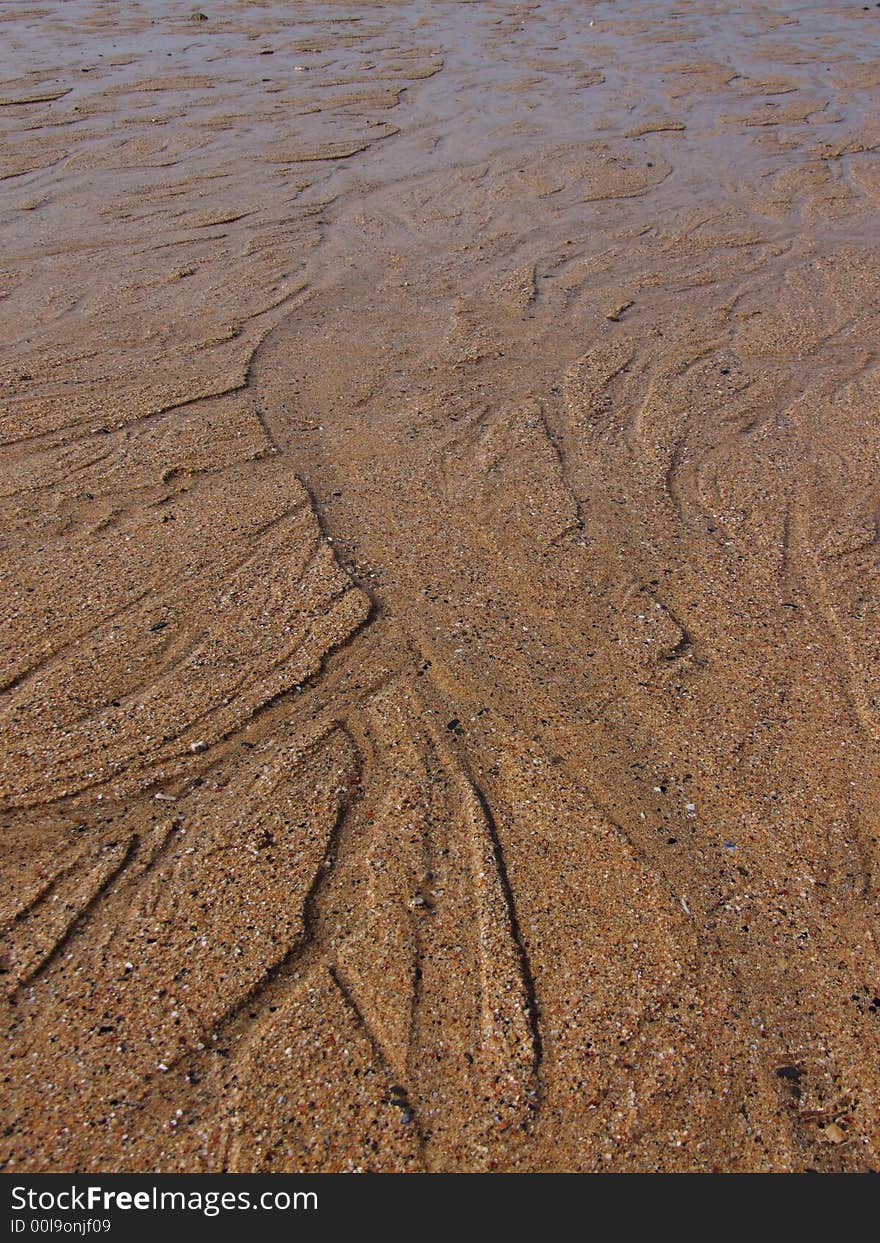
(1, 0), (879, 1172)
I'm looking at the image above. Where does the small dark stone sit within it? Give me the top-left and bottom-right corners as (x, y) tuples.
(446, 718), (461, 733)
(149, 620), (168, 632)
(775, 1065), (802, 1082)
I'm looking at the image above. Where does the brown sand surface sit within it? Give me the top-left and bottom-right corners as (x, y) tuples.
(1, 0), (879, 1172)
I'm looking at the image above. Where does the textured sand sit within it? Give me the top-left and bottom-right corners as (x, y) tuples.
(1, 0), (879, 1172)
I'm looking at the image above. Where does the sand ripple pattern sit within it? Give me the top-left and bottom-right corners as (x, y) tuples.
(2, 0), (880, 1173)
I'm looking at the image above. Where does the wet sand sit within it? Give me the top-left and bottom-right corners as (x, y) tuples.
(1, 0), (879, 1172)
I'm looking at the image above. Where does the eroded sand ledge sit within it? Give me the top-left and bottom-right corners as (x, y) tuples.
(1, 0), (879, 1172)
